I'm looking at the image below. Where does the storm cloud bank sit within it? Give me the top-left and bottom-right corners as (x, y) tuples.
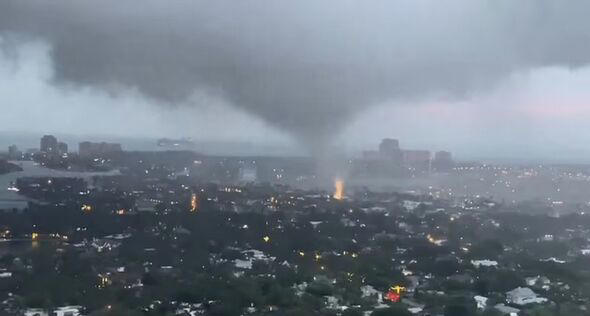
(1, 0), (590, 151)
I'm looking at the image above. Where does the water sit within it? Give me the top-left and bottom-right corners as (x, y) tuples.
(0, 161), (120, 201)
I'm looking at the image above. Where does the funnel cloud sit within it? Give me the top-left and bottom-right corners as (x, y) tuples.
(1, 0), (590, 151)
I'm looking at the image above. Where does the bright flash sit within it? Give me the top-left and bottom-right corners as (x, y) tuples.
(190, 193), (199, 212)
(333, 178), (344, 200)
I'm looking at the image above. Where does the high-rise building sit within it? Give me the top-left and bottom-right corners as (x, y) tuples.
(402, 150), (431, 169)
(379, 138), (399, 154)
(40, 135), (58, 153)
(8, 145), (22, 160)
(57, 142), (68, 155)
(8, 145), (17, 155)
(432, 151), (454, 171)
(379, 138), (403, 162)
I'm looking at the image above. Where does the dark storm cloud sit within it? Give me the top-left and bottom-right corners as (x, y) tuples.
(1, 0), (590, 150)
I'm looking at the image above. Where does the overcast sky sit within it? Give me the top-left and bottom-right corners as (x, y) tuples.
(1, 0), (590, 161)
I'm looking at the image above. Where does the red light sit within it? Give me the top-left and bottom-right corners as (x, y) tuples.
(386, 291), (401, 302)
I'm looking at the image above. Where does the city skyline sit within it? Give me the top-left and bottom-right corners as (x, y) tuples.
(2, 1), (590, 161)
(3, 2), (590, 314)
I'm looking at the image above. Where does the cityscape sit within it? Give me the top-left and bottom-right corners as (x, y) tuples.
(2, 135), (590, 315)
(3, 1), (590, 316)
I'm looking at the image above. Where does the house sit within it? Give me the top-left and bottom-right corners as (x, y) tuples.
(471, 259), (498, 268)
(407, 307), (423, 314)
(0, 272), (12, 278)
(309, 221), (323, 229)
(234, 259), (253, 270)
(495, 303), (520, 315)
(525, 275), (550, 287)
(325, 296), (348, 311)
(540, 257), (565, 264)
(54, 305), (82, 316)
(24, 306), (81, 316)
(360, 285), (383, 303)
(174, 302), (205, 315)
(24, 309), (48, 316)
(448, 273), (474, 284)
(474, 295), (488, 310)
(506, 287), (548, 305)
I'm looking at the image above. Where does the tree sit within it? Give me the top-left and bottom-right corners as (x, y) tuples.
(470, 239), (504, 260)
(306, 280), (333, 297)
(481, 309), (503, 316)
(371, 306), (412, 316)
(342, 309), (363, 316)
(444, 304), (471, 316)
(474, 279), (490, 296)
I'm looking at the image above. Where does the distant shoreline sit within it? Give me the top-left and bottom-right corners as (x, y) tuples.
(0, 161), (120, 201)
(0, 160), (23, 175)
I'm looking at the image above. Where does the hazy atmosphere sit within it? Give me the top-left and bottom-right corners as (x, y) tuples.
(2, 0), (590, 160)
(5, 2), (590, 316)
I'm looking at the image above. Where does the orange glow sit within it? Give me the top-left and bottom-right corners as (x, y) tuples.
(81, 204), (93, 213)
(333, 178), (344, 200)
(386, 285), (406, 302)
(391, 285), (406, 294)
(190, 193), (199, 212)
(426, 234), (445, 246)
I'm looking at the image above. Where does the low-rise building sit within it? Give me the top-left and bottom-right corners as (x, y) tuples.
(506, 287), (548, 305)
